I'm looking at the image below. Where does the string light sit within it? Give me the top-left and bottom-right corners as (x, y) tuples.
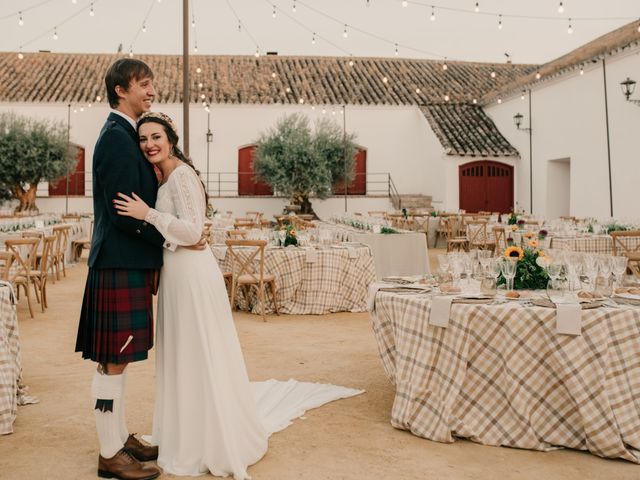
(198, 82), (204, 88)
(96, 95), (102, 102)
(490, 71), (496, 78)
(238, 21), (241, 32)
(200, 93), (206, 99)
(255, 47), (260, 57)
(272, 5), (276, 18)
(472, 98), (477, 104)
(311, 32), (316, 44)
(292, 0), (296, 13)
(348, 58), (354, 67)
(128, 47), (133, 57)
(430, 6), (436, 21)
(474, 2), (479, 13)
(142, 23), (147, 33)
(521, 90), (525, 100)
(535, 71), (541, 80)
(53, 27), (58, 40)
(194, 43), (198, 53)
(382, 76), (388, 84)
(558, 2), (564, 14)
(72, 0), (77, 3)
(88, 103), (92, 108)
(285, 87), (291, 92)
(191, 18), (195, 27)
(343, 24), (348, 38)
(497, 97), (502, 104)
(402, 1), (408, 7)
(18, 12), (24, 26)
(322, 108), (326, 114)
(444, 94), (449, 101)
(579, 64), (584, 75)
(271, 72), (277, 78)
(442, 60), (448, 71)
(17, 51), (24, 60)
(415, 87), (421, 94)
(299, 98), (304, 104)
(498, 14), (503, 29)
(89, 3), (95, 17)
(567, 18), (573, 34)
(394, 43), (399, 56)
(196, 67), (202, 73)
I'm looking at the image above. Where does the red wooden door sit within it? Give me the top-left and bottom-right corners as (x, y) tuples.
(238, 145), (273, 196)
(333, 149), (366, 195)
(459, 161), (513, 213)
(49, 145), (85, 196)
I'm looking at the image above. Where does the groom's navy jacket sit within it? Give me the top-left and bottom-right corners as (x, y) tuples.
(88, 112), (164, 269)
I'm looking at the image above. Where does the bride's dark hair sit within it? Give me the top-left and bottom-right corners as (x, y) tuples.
(137, 113), (209, 209)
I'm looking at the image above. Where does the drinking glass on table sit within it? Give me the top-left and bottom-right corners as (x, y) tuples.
(437, 254), (450, 274)
(478, 250), (492, 275)
(500, 259), (518, 291)
(449, 256), (464, 288)
(547, 278), (569, 304)
(583, 255), (599, 292)
(612, 256), (628, 288)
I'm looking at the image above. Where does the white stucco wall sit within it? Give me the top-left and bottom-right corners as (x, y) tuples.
(0, 102), (447, 216)
(485, 45), (640, 220)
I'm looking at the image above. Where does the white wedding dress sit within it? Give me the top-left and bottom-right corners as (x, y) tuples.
(144, 164), (363, 479)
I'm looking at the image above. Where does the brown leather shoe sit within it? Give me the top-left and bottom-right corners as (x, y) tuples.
(97, 448), (160, 480)
(124, 434), (159, 462)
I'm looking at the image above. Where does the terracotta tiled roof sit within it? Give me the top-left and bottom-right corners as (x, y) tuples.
(482, 19), (640, 104)
(0, 52), (536, 156)
(421, 104), (518, 157)
(0, 52), (535, 105)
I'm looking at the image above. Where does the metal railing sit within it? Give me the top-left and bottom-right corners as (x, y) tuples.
(36, 171), (401, 201)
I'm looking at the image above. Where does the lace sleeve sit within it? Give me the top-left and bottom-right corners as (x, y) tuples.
(144, 166), (206, 246)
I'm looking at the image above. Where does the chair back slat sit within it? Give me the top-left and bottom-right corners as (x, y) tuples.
(225, 239), (266, 283)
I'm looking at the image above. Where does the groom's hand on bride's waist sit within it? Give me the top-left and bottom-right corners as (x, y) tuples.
(183, 234), (208, 251)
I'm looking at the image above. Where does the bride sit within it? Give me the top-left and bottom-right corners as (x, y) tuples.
(113, 112), (361, 478)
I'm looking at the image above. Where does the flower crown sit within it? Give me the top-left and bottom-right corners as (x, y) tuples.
(137, 111), (178, 136)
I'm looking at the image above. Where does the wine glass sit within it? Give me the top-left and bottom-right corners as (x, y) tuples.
(437, 254), (450, 274)
(612, 256), (628, 288)
(583, 255), (599, 292)
(500, 259), (518, 291)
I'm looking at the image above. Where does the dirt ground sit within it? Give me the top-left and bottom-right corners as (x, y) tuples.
(1, 254), (638, 480)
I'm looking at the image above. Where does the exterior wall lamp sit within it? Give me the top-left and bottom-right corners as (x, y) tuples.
(620, 77), (640, 106)
(513, 112), (531, 132)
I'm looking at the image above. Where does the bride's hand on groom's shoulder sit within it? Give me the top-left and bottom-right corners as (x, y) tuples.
(113, 192), (150, 220)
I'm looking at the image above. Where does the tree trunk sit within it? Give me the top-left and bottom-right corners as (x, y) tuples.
(13, 183), (39, 213)
(291, 193), (318, 219)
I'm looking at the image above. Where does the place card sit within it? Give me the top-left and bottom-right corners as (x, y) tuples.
(305, 247), (317, 263)
(347, 246), (358, 259)
(35, 220), (45, 229)
(429, 296), (453, 328)
(556, 303), (582, 335)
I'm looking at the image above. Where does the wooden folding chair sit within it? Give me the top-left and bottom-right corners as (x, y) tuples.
(62, 214), (81, 222)
(467, 220), (495, 250)
(442, 217), (468, 252)
(52, 225), (71, 279)
(611, 231), (640, 277)
(0, 251), (14, 281)
(226, 229), (249, 239)
(5, 237), (40, 317)
(71, 220), (94, 261)
(225, 239), (279, 322)
(234, 219), (255, 230)
(492, 226), (508, 255)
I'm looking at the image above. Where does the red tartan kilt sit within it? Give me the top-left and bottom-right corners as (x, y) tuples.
(75, 268), (156, 364)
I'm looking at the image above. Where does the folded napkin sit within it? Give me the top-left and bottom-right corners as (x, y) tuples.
(429, 296), (454, 328)
(304, 247), (317, 263)
(556, 303), (582, 335)
(368, 281), (393, 311)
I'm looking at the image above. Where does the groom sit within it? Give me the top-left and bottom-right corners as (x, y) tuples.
(76, 58), (168, 480)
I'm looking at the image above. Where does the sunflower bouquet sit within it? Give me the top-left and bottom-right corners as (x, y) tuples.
(498, 239), (549, 290)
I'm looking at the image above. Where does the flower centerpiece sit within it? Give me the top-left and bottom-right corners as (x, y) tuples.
(507, 212), (518, 225)
(283, 225), (298, 247)
(498, 240), (549, 290)
(538, 229), (548, 240)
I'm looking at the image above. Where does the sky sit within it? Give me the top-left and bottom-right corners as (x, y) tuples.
(1, 0), (639, 64)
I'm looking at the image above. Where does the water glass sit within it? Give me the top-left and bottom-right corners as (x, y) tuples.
(500, 259), (518, 291)
(480, 276), (497, 296)
(612, 256), (628, 287)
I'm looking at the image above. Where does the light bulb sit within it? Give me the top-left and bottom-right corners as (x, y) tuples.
(311, 33), (316, 44)
(88, 103), (92, 108)
(299, 98), (304, 104)
(198, 82), (203, 88)
(72, 0), (77, 3)
(474, 2), (479, 13)
(194, 45), (198, 53)
(442, 62), (448, 71)
(142, 23), (147, 33)
(311, 105), (315, 110)
(415, 88), (421, 94)
(402, 1), (408, 7)
(444, 94), (449, 101)
(191, 20), (195, 27)
(579, 66), (584, 75)
(343, 25), (348, 38)
(285, 87), (291, 93)
(200, 93), (206, 99)
(430, 7), (436, 21)
(536, 72), (541, 80)
(491, 71), (496, 78)
(80, 107), (84, 112)
(53, 28), (58, 40)
(497, 98), (502, 104)
(558, 2), (564, 13)
(18, 13), (23, 26)
(567, 20), (573, 34)
(18, 52), (24, 60)
(322, 108), (326, 114)
(349, 59), (354, 67)
(521, 91), (525, 100)
(96, 95), (102, 102)
(272, 6), (276, 18)
(292, 0), (296, 12)
(196, 67), (202, 73)
(472, 98), (477, 104)
(394, 44), (398, 56)
(498, 15), (502, 29)
(271, 72), (276, 78)
(90, 5), (94, 16)
(255, 48), (260, 58)
(382, 76), (388, 83)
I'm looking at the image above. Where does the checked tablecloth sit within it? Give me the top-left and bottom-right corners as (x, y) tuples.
(551, 234), (640, 255)
(0, 283), (19, 434)
(213, 244), (376, 315)
(370, 291), (640, 462)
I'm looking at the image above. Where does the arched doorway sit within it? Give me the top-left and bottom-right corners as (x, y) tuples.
(237, 145), (273, 196)
(459, 160), (513, 213)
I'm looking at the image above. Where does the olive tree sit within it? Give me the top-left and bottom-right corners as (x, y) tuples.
(0, 112), (76, 212)
(254, 113), (357, 216)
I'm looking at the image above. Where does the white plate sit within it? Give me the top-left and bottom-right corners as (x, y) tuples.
(614, 292), (640, 301)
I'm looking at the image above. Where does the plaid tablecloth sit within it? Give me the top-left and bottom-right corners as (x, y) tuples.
(213, 244), (376, 315)
(0, 283), (19, 435)
(370, 291), (640, 462)
(551, 234), (640, 254)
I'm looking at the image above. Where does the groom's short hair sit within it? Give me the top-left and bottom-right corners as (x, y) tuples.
(104, 58), (154, 108)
